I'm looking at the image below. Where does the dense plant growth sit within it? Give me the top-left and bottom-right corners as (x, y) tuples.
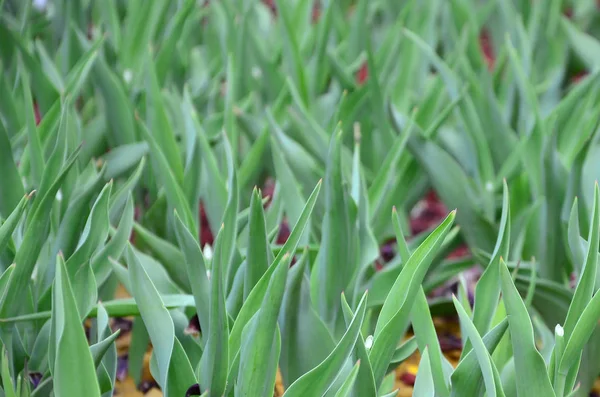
(2, 0), (600, 396)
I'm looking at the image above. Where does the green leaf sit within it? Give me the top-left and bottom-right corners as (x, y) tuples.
(370, 211), (456, 385)
(0, 294), (196, 324)
(91, 59), (136, 145)
(173, 210), (210, 339)
(139, 118), (197, 239)
(155, 0), (197, 84)
(413, 347), (435, 397)
(127, 245), (197, 397)
(145, 59), (184, 184)
(340, 292), (377, 397)
(562, 17), (600, 71)
(132, 222), (190, 292)
(52, 255), (101, 397)
(1, 345), (16, 397)
(92, 194), (135, 286)
(278, 250), (335, 388)
(63, 33), (104, 99)
(228, 181), (322, 365)
(101, 143), (149, 180)
(19, 55), (44, 188)
(468, 180), (510, 353)
(125, 245), (175, 389)
(0, 122), (25, 218)
(563, 183), (600, 339)
(283, 292), (368, 397)
(311, 130), (354, 332)
(499, 260), (555, 396)
(0, 194), (30, 256)
(453, 296), (504, 397)
(393, 207), (449, 397)
(0, 147), (80, 318)
(89, 330), (121, 369)
(108, 157), (146, 224)
(334, 360), (361, 397)
(236, 253), (291, 396)
(221, 134), (240, 291)
(244, 188), (270, 298)
(65, 181), (113, 278)
(450, 320), (509, 397)
(199, 225), (229, 397)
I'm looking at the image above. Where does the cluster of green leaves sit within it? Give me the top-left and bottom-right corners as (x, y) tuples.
(2, 0), (600, 396)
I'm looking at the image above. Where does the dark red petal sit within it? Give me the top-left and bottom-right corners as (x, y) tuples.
(356, 62), (369, 85)
(399, 372), (416, 386)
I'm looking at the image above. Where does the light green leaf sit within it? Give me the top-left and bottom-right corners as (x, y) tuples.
(334, 360), (361, 397)
(499, 260), (555, 396)
(52, 255), (101, 397)
(236, 253), (291, 396)
(228, 180), (321, 365)
(283, 292), (368, 397)
(199, 225), (229, 397)
(244, 188), (270, 298)
(370, 211), (456, 385)
(173, 210), (210, 339)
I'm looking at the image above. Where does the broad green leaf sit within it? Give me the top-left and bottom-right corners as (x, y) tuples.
(0, 294), (196, 324)
(562, 17), (600, 71)
(145, 59), (184, 184)
(20, 55), (44, 188)
(120, 0), (169, 75)
(92, 194), (135, 286)
(71, 261), (98, 320)
(451, 320), (509, 397)
(311, 130), (354, 333)
(108, 157), (146, 224)
(89, 330), (121, 369)
(370, 211), (455, 385)
(279, 250), (335, 388)
(334, 360), (361, 397)
(126, 245), (174, 388)
(173, 211), (210, 340)
(499, 260), (555, 396)
(563, 183), (600, 339)
(283, 292), (368, 397)
(393, 110), (496, 253)
(228, 180), (321, 364)
(155, 0), (197, 84)
(0, 147), (80, 318)
(413, 347), (435, 397)
(389, 337), (418, 367)
(132, 222), (190, 292)
(101, 143), (149, 180)
(63, 33), (104, 99)
(1, 345), (16, 397)
(236, 253), (291, 396)
(65, 181), (113, 278)
(269, 130), (310, 246)
(468, 180), (510, 354)
(91, 58), (137, 145)
(0, 195), (30, 256)
(220, 135), (240, 291)
(199, 226), (229, 397)
(341, 292), (377, 397)
(244, 188), (270, 298)
(52, 255), (101, 397)
(0, 122), (25, 218)
(453, 296), (503, 397)
(393, 206), (449, 396)
(139, 118), (197, 239)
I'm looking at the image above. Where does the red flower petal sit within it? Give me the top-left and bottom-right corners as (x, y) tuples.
(356, 62), (369, 85)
